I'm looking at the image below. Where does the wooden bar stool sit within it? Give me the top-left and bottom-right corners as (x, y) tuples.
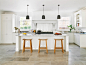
(38, 39), (48, 53)
(22, 39), (33, 53)
(54, 39), (64, 53)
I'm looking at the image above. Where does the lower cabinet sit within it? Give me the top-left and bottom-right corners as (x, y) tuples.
(67, 33), (75, 43)
(74, 33), (80, 46)
(12, 33), (18, 43)
(1, 34), (13, 43)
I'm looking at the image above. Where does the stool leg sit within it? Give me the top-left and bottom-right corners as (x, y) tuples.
(38, 40), (41, 53)
(46, 40), (48, 53)
(30, 40), (32, 53)
(54, 40), (56, 53)
(31, 40), (33, 52)
(22, 40), (25, 53)
(61, 40), (64, 53)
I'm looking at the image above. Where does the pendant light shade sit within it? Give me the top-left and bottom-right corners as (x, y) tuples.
(57, 15), (61, 19)
(42, 5), (45, 19)
(42, 15), (45, 19)
(26, 15), (29, 19)
(57, 5), (61, 19)
(26, 5), (29, 19)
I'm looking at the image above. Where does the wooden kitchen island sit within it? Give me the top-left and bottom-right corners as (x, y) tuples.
(16, 34), (69, 52)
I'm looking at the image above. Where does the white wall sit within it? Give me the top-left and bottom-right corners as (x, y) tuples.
(3, 11), (74, 29)
(13, 11), (73, 19)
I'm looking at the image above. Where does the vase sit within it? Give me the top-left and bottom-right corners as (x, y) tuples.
(15, 30), (18, 33)
(70, 29), (72, 32)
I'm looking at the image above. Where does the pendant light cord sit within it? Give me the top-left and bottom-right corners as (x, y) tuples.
(43, 5), (44, 15)
(27, 5), (29, 15)
(58, 5), (60, 15)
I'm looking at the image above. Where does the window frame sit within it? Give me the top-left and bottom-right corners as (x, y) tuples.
(57, 17), (70, 31)
(20, 17), (32, 31)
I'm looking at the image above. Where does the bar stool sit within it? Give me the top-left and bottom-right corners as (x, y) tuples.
(38, 39), (48, 53)
(54, 39), (64, 53)
(22, 39), (33, 53)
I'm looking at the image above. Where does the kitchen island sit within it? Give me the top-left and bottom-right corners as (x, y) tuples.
(16, 34), (69, 52)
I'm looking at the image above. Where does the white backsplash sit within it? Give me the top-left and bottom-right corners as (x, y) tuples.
(37, 23), (53, 32)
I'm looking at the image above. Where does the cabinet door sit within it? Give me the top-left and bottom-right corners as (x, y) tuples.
(6, 20), (12, 34)
(6, 20), (12, 43)
(12, 33), (18, 43)
(1, 19), (12, 43)
(6, 34), (12, 43)
(74, 34), (80, 46)
(74, 35), (77, 44)
(77, 35), (80, 46)
(1, 34), (12, 43)
(2, 14), (12, 20)
(1, 34), (7, 43)
(1, 20), (7, 34)
(67, 33), (74, 43)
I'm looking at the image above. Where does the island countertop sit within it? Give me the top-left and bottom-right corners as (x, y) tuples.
(18, 34), (68, 37)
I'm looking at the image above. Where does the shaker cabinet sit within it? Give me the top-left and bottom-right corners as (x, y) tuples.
(2, 14), (12, 20)
(1, 14), (15, 43)
(67, 33), (75, 43)
(74, 33), (80, 46)
(12, 33), (18, 43)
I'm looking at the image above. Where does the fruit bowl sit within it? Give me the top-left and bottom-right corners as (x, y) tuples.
(22, 33), (27, 35)
(54, 33), (62, 35)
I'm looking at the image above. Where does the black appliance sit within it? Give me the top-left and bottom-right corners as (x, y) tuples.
(36, 30), (42, 34)
(36, 30), (53, 34)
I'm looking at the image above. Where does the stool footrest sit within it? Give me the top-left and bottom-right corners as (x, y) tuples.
(55, 47), (62, 49)
(40, 47), (46, 49)
(25, 47), (31, 49)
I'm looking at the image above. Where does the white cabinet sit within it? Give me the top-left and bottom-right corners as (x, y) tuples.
(2, 14), (12, 20)
(12, 33), (18, 43)
(74, 33), (80, 46)
(1, 14), (15, 43)
(67, 33), (74, 43)
(74, 10), (86, 27)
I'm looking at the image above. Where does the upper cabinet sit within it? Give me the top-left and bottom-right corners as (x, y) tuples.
(2, 14), (16, 32)
(74, 10), (86, 27)
(2, 14), (12, 20)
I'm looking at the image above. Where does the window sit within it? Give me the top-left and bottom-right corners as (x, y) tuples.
(58, 17), (70, 30)
(20, 17), (32, 31)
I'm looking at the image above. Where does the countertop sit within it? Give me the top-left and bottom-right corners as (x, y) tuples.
(17, 34), (68, 37)
(74, 33), (86, 35)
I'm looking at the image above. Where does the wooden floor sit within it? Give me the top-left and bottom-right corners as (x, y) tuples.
(0, 43), (86, 65)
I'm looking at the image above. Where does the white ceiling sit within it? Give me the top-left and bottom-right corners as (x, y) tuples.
(0, 0), (86, 13)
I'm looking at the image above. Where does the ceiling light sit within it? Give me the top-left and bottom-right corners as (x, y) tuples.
(57, 5), (61, 19)
(42, 5), (45, 19)
(26, 5), (29, 19)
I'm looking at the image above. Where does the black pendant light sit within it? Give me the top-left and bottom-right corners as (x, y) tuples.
(42, 5), (45, 19)
(57, 5), (61, 19)
(26, 5), (29, 19)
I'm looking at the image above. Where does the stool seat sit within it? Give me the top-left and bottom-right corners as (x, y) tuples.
(38, 39), (48, 53)
(23, 39), (32, 40)
(22, 39), (33, 53)
(54, 39), (64, 53)
(38, 39), (47, 40)
(54, 39), (63, 40)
